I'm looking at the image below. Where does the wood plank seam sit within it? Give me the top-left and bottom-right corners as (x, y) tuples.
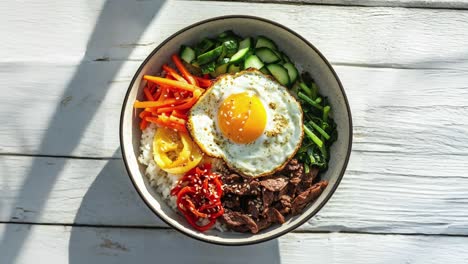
(197, 0), (468, 10)
(3, 221), (468, 238)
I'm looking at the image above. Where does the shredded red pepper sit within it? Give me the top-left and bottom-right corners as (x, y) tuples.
(171, 164), (224, 232)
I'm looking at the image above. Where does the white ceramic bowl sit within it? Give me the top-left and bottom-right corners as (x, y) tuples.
(120, 16), (352, 245)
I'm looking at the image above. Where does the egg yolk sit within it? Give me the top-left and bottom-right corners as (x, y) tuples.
(217, 92), (267, 144)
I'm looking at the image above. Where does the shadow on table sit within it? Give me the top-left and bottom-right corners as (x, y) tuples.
(68, 149), (282, 263)
(0, 0), (165, 263)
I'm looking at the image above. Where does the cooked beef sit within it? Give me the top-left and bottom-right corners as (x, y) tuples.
(264, 208), (285, 224)
(259, 176), (289, 192)
(262, 188), (275, 207)
(220, 159), (327, 234)
(298, 166), (320, 193)
(292, 181), (328, 215)
(275, 195), (292, 215)
(223, 194), (241, 209)
(246, 198), (262, 219)
(220, 209), (259, 233)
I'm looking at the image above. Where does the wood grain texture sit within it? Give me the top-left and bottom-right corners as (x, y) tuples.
(1, 223), (468, 264)
(1, 0), (468, 67)
(1, 64), (467, 157)
(2, 151), (468, 234)
(206, 0), (468, 9)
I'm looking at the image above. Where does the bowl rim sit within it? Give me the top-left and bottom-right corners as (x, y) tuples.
(120, 15), (353, 246)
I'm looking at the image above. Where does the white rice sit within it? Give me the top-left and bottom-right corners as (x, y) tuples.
(138, 124), (178, 210)
(138, 123), (227, 232)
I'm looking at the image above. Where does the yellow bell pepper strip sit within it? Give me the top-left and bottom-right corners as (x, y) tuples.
(152, 127), (202, 174)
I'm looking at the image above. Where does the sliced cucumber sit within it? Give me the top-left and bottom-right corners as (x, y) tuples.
(180, 45), (196, 64)
(244, 55), (264, 70)
(281, 52), (291, 63)
(283, 62), (298, 83)
(216, 45), (227, 63)
(230, 47), (250, 63)
(196, 45), (224, 65)
(228, 64), (241, 74)
(266, 64), (290, 86)
(255, 47), (280, 64)
(259, 66), (271, 75)
(239, 37), (253, 50)
(255, 36), (277, 50)
(195, 38), (214, 55)
(211, 63), (229, 77)
(272, 49), (284, 64)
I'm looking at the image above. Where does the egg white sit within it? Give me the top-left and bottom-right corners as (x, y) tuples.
(188, 70), (303, 178)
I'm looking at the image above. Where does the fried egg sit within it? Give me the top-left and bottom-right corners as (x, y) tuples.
(187, 69), (303, 178)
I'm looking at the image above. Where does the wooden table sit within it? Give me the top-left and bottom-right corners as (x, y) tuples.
(2, 0), (468, 262)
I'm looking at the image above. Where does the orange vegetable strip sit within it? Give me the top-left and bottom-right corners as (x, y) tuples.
(156, 97), (197, 113)
(134, 98), (180, 108)
(143, 87), (155, 101)
(158, 86), (169, 101)
(153, 87), (162, 101)
(139, 119), (148, 130)
(148, 82), (157, 93)
(171, 110), (188, 119)
(144, 75), (199, 93)
(146, 117), (187, 132)
(171, 54), (198, 86)
(163, 64), (188, 83)
(139, 110), (152, 119)
(194, 76), (212, 88)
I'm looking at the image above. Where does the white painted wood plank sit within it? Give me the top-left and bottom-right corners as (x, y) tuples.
(225, 0), (468, 9)
(1, 63), (467, 157)
(2, 151), (468, 234)
(1, 223), (468, 264)
(1, 0), (467, 68)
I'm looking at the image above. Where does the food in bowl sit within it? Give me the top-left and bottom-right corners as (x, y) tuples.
(134, 31), (337, 233)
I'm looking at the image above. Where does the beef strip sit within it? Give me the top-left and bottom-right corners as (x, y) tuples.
(263, 208), (285, 224)
(259, 176), (289, 192)
(291, 181), (328, 215)
(220, 210), (259, 233)
(220, 159), (327, 234)
(297, 166), (320, 194)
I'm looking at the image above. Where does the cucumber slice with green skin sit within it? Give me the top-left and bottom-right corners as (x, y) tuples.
(230, 47), (250, 63)
(244, 55), (264, 70)
(211, 63), (229, 77)
(259, 66), (271, 75)
(266, 64), (290, 86)
(216, 45), (227, 63)
(180, 45), (196, 64)
(197, 45), (224, 65)
(283, 62), (298, 83)
(255, 47), (281, 64)
(228, 64), (241, 74)
(272, 49), (284, 64)
(281, 52), (291, 63)
(195, 38), (215, 55)
(255, 36), (277, 50)
(239, 37), (253, 50)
